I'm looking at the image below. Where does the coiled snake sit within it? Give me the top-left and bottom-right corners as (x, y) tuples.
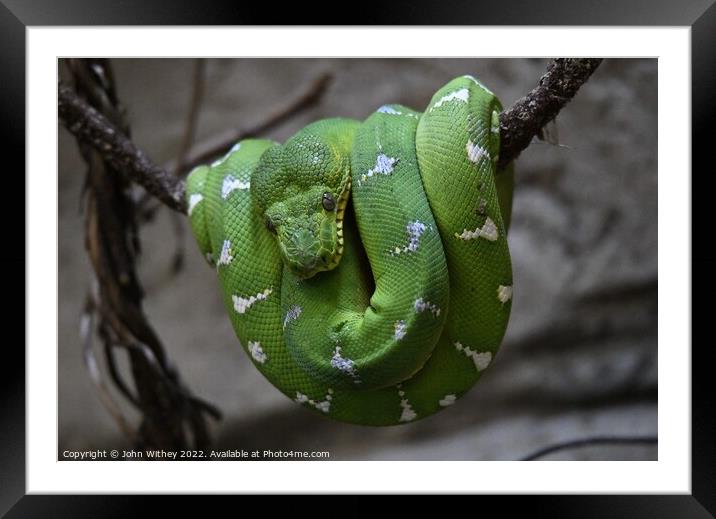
(186, 75), (513, 425)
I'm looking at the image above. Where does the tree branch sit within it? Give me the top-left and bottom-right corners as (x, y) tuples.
(59, 81), (187, 213)
(59, 59), (602, 214)
(521, 435), (658, 461)
(497, 58), (603, 169)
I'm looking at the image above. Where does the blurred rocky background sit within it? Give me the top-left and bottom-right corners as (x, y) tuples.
(58, 58), (657, 460)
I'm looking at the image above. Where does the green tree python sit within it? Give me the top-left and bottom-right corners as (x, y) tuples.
(185, 75), (514, 425)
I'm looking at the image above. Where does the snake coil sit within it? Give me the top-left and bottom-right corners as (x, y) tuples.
(186, 75), (513, 425)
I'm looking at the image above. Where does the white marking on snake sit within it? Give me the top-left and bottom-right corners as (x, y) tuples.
(359, 153), (399, 185)
(439, 394), (457, 407)
(188, 193), (203, 216)
(491, 110), (501, 134)
(430, 88), (469, 111)
(414, 297), (441, 317)
(247, 341), (267, 364)
(391, 220), (429, 255)
(232, 287), (273, 314)
(331, 346), (361, 384)
(463, 75), (494, 95)
(377, 105), (402, 115)
(295, 389), (332, 413)
(211, 142), (241, 167)
(398, 388), (417, 422)
(282, 305), (303, 329)
(221, 174), (250, 199)
(217, 239), (233, 266)
(455, 217), (499, 242)
(454, 342), (492, 371)
(394, 320), (407, 340)
(376, 105), (419, 119)
(466, 139), (492, 164)
(497, 285), (513, 303)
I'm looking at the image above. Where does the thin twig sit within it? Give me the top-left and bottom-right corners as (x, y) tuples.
(81, 295), (138, 442)
(169, 214), (186, 274)
(102, 340), (141, 409)
(169, 71), (333, 176)
(142, 59), (207, 271)
(174, 58), (207, 176)
(521, 435), (658, 461)
(166, 59), (207, 272)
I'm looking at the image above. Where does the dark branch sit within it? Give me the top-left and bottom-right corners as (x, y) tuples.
(498, 58), (603, 169)
(521, 435), (658, 461)
(59, 81), (187, 213)
(59, 60), (602, 214)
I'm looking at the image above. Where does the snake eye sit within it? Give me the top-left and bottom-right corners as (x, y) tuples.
(265, 218), (276, 234)
(322, 192), (336, 212)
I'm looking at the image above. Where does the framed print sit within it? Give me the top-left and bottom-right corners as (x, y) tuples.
(4, 0), (714, 514)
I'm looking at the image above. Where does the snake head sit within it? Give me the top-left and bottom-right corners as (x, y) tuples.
(251, 120), (356, 279)
(263, 183), (349, 279)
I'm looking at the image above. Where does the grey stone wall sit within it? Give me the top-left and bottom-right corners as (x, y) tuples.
(58, 58), (657, 460)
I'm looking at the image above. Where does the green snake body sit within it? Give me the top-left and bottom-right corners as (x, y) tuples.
(186, 76), (513, 425)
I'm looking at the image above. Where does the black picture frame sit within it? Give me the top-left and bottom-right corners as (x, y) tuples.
(3, 0), (713, 515)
